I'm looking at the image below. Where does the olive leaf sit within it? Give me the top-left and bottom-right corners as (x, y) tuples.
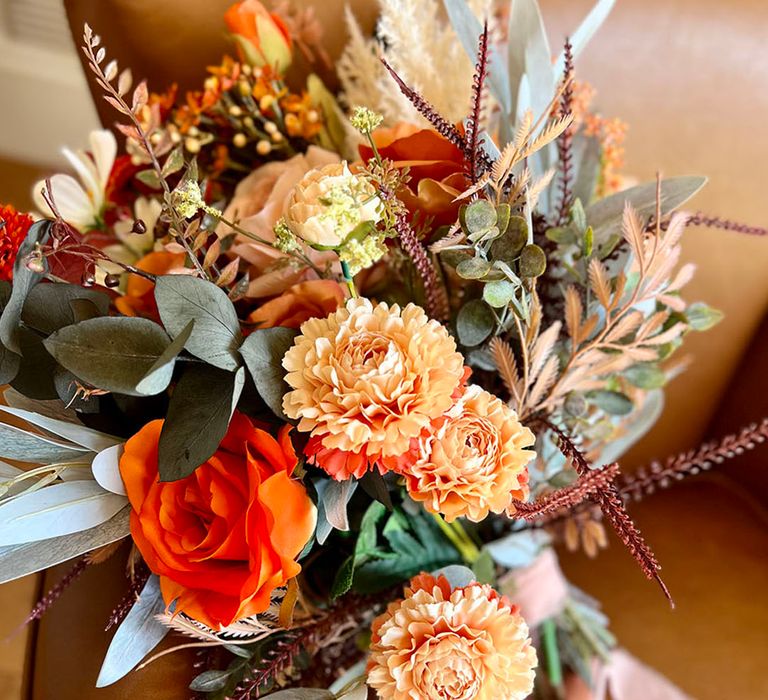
(155, 275), (242, 371)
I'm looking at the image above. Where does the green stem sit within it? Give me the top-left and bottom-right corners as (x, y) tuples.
(432, 513), (480, 563)
(340, 260), (358, 298)
(541, 618), (563, 689)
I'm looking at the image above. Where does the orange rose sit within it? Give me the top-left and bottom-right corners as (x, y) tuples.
(119, 412), (316, 628)
(114, 251), (186, 320)
(224, 0), (292, 73)
(246, 279), (346, 330)
(359, 123), (467, 228)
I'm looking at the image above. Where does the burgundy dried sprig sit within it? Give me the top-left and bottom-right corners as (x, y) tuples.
(25, 556), (90, 624)
(682, 213), (768, 237)
(536, 417), (673, 605)
(105, 561), (151, 631)
(554, 38), (575, 226)
(619, 418), (768, 501)
(512, 462), (620, 519)
(464, 22), (490, 183)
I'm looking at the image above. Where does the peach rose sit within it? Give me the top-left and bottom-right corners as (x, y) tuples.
(359, 123), (468, 228)
(246, 279), (346, 330)
(219, 146), (339, 298)
(119, 413), (316, 628)
(282, 298), (466, 461)
(224, 0), (292, 72)
(367, 573), (537, 700)
(399, 385), (535, 522)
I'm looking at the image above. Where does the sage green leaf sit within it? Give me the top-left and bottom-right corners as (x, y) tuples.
(519, 244), (547, 278)
(456, 299), (495, 347)
(0, 282), (19, 384)
(10, 326), (58, 399)
(555, 0), (616, 76)
(470, 550), (496, 584)
(572, 134), (602, 204)
(44, 317), (173, 397)
(462, 200), (497, 233)
(586, 176), (707, 243)
(96, 575), (168, 687)
(330, 555), (355, 599)
(0, 506), (130, 584)
(155, 275), (242, 371)
(240, 326), (298, 418)
(442, 0), (511, 113)
(598, 390), (663, 465)
(315, 478), (358, 545)
(189, 670), (231, 693)
(134, 319), (194, 395)
(0, 220), (51, 354)
(624, 363), (666, 389)
(263, 691), (332, 700)
(483, 279), (516, 308)
(158, 364), (244, 481)
(456, 257), (491, 280)
(490, 217), (528, 263)
(0, 480), (127, 546)
(685, 302), (724, 331)
(587, 389), (633, 415)
(0, 421), (89, 463)
(135, 169), (162, 189)
(21, 283), (110, 334)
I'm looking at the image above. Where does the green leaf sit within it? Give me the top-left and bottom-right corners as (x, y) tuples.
(685, 302), (724, 331)
(471, 549), (496, 585)
(162, 146), (184, 178)
(571, 199), (588, 234)
(240, 327), (297, 418)
(462, 200), (497, 233)
(519, 244), (547, 278)
(96, 575), (168, 687)
(582, 226), (594, 257)
(0, 507), (130, 584)
(44, 317), (173, 397)
(11, 327), (58, 399)
(0, 282), (19, 384)
(456, 257), (491, 280)
(624, 363), (666, 389)
(456, 299), (495, 347)
(158, 364), (245, 481)
(155, 275), (243, 371)
(263, 691), (332, 700)
(586, 176), (707, 244)
(587, 389), (633, 415)
(134, 320), (194, 395)
(330, 555), (355, 599)
(0, 220), (51, 354)
(490, 217), (528, 263)
(21, 283), (110, 335)
(135, 169), (162, 189)
(189, 670), (231, 693)
(483, 279), (516, 308)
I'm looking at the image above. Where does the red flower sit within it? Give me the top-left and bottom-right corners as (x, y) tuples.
(0, 204), (33, 281)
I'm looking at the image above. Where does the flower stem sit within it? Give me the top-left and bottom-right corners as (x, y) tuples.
(541, 618), (563, 688)
(340, 260), (358, 298)
(432, 513), (480, 563)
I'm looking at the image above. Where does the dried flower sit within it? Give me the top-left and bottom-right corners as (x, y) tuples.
(398, 385), (535, 522)
(282, 298), (465, 461)
(284, 163), (383, 249)
(350, 106), (384, 134)
(0, 204), (33, 280)
(367, 573), (537, 700)
(224, 0), (293, 73)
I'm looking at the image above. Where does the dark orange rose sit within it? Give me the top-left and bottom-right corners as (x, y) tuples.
(224, 0), (292, 72)
(359, 123), (468, 227)
(114, 251), (186, 320)
(246, 279), (346, 330)
(119, 412), (316, 628)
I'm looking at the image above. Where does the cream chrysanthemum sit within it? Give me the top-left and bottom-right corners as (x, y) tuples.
(367, 574), (537, 700)
(282, 298), (466, 459)
(401, 385), (535, 522)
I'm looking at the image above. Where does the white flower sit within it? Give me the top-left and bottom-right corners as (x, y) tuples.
(33, 129), (117, 231)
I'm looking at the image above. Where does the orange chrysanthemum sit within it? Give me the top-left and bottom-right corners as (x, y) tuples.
(0, 204), (33, 281)
(367, 573), (537, 700)
(398, 385), (535, 522)
(282, 298), (466, 461)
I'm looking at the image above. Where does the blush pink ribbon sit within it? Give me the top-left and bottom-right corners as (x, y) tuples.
(501, 549), (693, 700)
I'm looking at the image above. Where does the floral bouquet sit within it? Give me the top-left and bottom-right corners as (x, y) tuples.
(1, 0), (766, 698)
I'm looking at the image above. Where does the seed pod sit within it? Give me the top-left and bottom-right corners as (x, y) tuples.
(104, 273), (121, 288)
(131, 219), (147, 234)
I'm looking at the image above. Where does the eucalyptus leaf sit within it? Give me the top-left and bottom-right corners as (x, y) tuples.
(483, 279), (516, 308)
(263, 690), (332, 700)
(0, 282), (19, 384)
(456, 257), (491, 280)
(155, 275), (242, 371)
(96, 575), (168, 687)
(485, 528), (551, 568)
(240, 327), (298, 418)
(456, 299), (495, 347)
(433, 564), (476, 588)
(320, 479), (358, 533)
(0, 220), (51, 354)
(0, 480), (127, 546)
(624, 363), (666, 389)
(586, 176), (707, 243)
(0, 506), (130, 584)
(134, 319), (194, 395)
(10, 326), (59, 399)
(21, 283), (110, 335)
(158, 364), (244, 481)
(189, 670), (231, 693)
(44, 317), (173, 396)
(587, 389), (633, 415)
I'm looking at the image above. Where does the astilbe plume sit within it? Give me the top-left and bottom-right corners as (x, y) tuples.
(105, 561), (151, 631)
(554, 38), (575, 226)
(25, 557), (90, 624)
(464, 22), (490, 183)
(659, 213), (768, 237)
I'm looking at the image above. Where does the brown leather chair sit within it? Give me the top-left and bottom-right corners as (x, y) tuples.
(21, 1), (768, 698)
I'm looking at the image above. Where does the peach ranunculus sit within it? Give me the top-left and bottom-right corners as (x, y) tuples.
(359, 123), (467, 228)
(114, 250), (187, 320)
(282, 298), (466, 465)
(218, 146), (340, 298)
(399, 385), (535, 522)
(246, 279), (346, 330)
(367, 573), (537, 700)
(224, 0), (292, 73)
(119, 412), (316, 629)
